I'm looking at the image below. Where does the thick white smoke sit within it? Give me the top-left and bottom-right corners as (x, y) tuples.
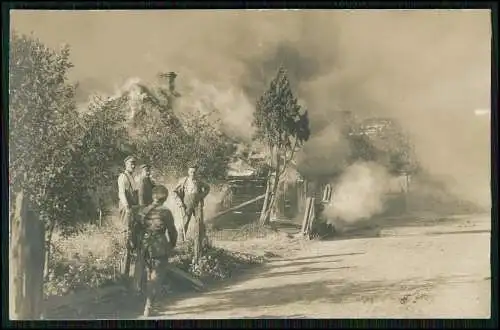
(175, 78), (255, 142)
(324, 162), (393, 225)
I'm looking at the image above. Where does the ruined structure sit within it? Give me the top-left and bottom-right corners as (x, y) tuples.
(276, 113), (416, 236)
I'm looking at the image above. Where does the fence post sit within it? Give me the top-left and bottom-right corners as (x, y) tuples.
(301, 197), (316, 238)
(9, 190), (45, 320)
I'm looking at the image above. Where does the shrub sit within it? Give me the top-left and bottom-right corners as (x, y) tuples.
(44, 224), (126, 298)
(44, 226), (264, 298)
(170, 239), (264, 282)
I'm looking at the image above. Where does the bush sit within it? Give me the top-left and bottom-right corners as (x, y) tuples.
(170, 239), (264, 283)
(44, 224), (126, 298)
(44, 226), (264, 298)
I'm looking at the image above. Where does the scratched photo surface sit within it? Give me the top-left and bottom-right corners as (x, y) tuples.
(9, 9), (491, 320)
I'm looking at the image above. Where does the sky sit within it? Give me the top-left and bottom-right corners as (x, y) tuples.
(10, 9), (492, 208)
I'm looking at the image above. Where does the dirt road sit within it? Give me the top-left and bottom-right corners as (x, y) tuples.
(150, 213), (491, 319)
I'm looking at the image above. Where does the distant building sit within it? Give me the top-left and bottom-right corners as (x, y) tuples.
(349, 117), (398, 137)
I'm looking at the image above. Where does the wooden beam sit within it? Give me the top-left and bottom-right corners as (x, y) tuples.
(208, 193), (266, 222)
(307, 200), (316, 235)
(301, 197), (314, 235)
(300, 197), (316, 238)
(164, 264), (204, 290)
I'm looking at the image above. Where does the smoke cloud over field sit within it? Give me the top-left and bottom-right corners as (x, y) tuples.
(324, 162), (393, 224)
(11, 10), (492, 209)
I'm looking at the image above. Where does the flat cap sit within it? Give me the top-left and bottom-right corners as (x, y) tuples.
(139, 164), (151, 169)
(124, 155), (136, 164)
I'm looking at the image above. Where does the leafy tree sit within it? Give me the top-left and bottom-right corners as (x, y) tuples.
(9, 31), (80, 277)
(181, 110), (237, 183)
(346, 133), (379, 164)
(9, 32), (78, 224)
(10, 32), (131, 273)
(71, 95), (131, 224)
(347, 119), (419, 175)
(252, 66), (310, 225)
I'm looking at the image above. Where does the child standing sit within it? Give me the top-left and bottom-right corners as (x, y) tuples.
(137, 184), (178, 317)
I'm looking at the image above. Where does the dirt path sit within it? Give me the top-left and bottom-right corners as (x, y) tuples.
(149, 213), (491, 319)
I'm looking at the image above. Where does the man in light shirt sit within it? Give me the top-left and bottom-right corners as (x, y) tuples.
(117, 156), (139, 276)
(173, 162), (210, 238)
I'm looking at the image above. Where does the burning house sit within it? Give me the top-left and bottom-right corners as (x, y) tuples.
(215, 111), (415, 234)
(273, 113), (416, 232)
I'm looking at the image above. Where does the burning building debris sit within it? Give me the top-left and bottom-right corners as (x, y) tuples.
(212, 110), (418, 239)
(264, 113), (416, 238)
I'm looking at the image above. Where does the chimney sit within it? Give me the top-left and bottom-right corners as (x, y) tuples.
(158, 71), (178, 95)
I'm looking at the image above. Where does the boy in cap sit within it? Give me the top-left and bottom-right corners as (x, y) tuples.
(137, 184), (178, 317)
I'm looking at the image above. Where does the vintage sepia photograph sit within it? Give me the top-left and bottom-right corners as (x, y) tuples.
(8, 9), (492, 320)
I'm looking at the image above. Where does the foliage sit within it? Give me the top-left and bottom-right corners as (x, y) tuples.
(112, 81), (237, 183)
(9, 31), (80, 230)
(346, 119), (419, 175)
(44, 97), (130, 235)
(252, 66), (310, 224)
(170, 239), (264, 282)
(75, 96), (130, 209)
(44, 224), (125, 297)
(122, 82), (190, 178)
(43, 249), (123, 297)
(346, 134), (379, 163)
(9, 31), (135, 237)
(181, 111), (237, 182)
(253, 66), (310, 155)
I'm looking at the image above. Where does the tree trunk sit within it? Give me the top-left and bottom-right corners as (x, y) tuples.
(258, 178), (272, 226)
(259, 176), (280, 226)
(10, 190), (45, 320)
(275, 180), (286, 219)
(267, 165), (282, 221)
(297, 179), (306, 216)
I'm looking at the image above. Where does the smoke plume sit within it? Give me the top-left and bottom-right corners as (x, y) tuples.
(324, 162), (393, 225)
(11, 10), (492, 210)
(175, 78), (255, 142)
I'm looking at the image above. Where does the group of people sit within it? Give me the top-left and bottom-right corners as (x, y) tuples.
(117, 155), (210, 317)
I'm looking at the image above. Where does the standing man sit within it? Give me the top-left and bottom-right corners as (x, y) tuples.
(133, 163), (155, 292)
(118, 155), (139, 277)
(173, 162), (210, 238)
(137, 164), (155, 207)
(137, 185), (178, 317)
